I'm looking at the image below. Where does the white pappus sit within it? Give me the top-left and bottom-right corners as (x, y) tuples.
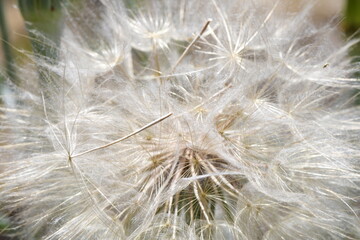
(0, 0), (359, 239)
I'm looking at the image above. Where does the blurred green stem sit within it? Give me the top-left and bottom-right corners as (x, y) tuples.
(18, 0), (65, 64)
(345, 0), (360, 56)
(0, 1), (17, 85)
(346, 0), (360, 30)
(345, 0), (360, 104)
(18, 0), (66, 99)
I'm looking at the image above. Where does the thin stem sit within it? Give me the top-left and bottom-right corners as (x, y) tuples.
(171, 19), (212, 73)
(72, 112), (173, 158)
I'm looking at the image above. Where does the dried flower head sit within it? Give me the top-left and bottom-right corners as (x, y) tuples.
(1, 0), (360, 239)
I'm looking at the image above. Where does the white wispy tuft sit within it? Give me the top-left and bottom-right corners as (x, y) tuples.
(1, 0), (360, 239)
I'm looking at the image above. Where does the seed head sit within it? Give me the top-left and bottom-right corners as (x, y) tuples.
(1, 0), (360, 239)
